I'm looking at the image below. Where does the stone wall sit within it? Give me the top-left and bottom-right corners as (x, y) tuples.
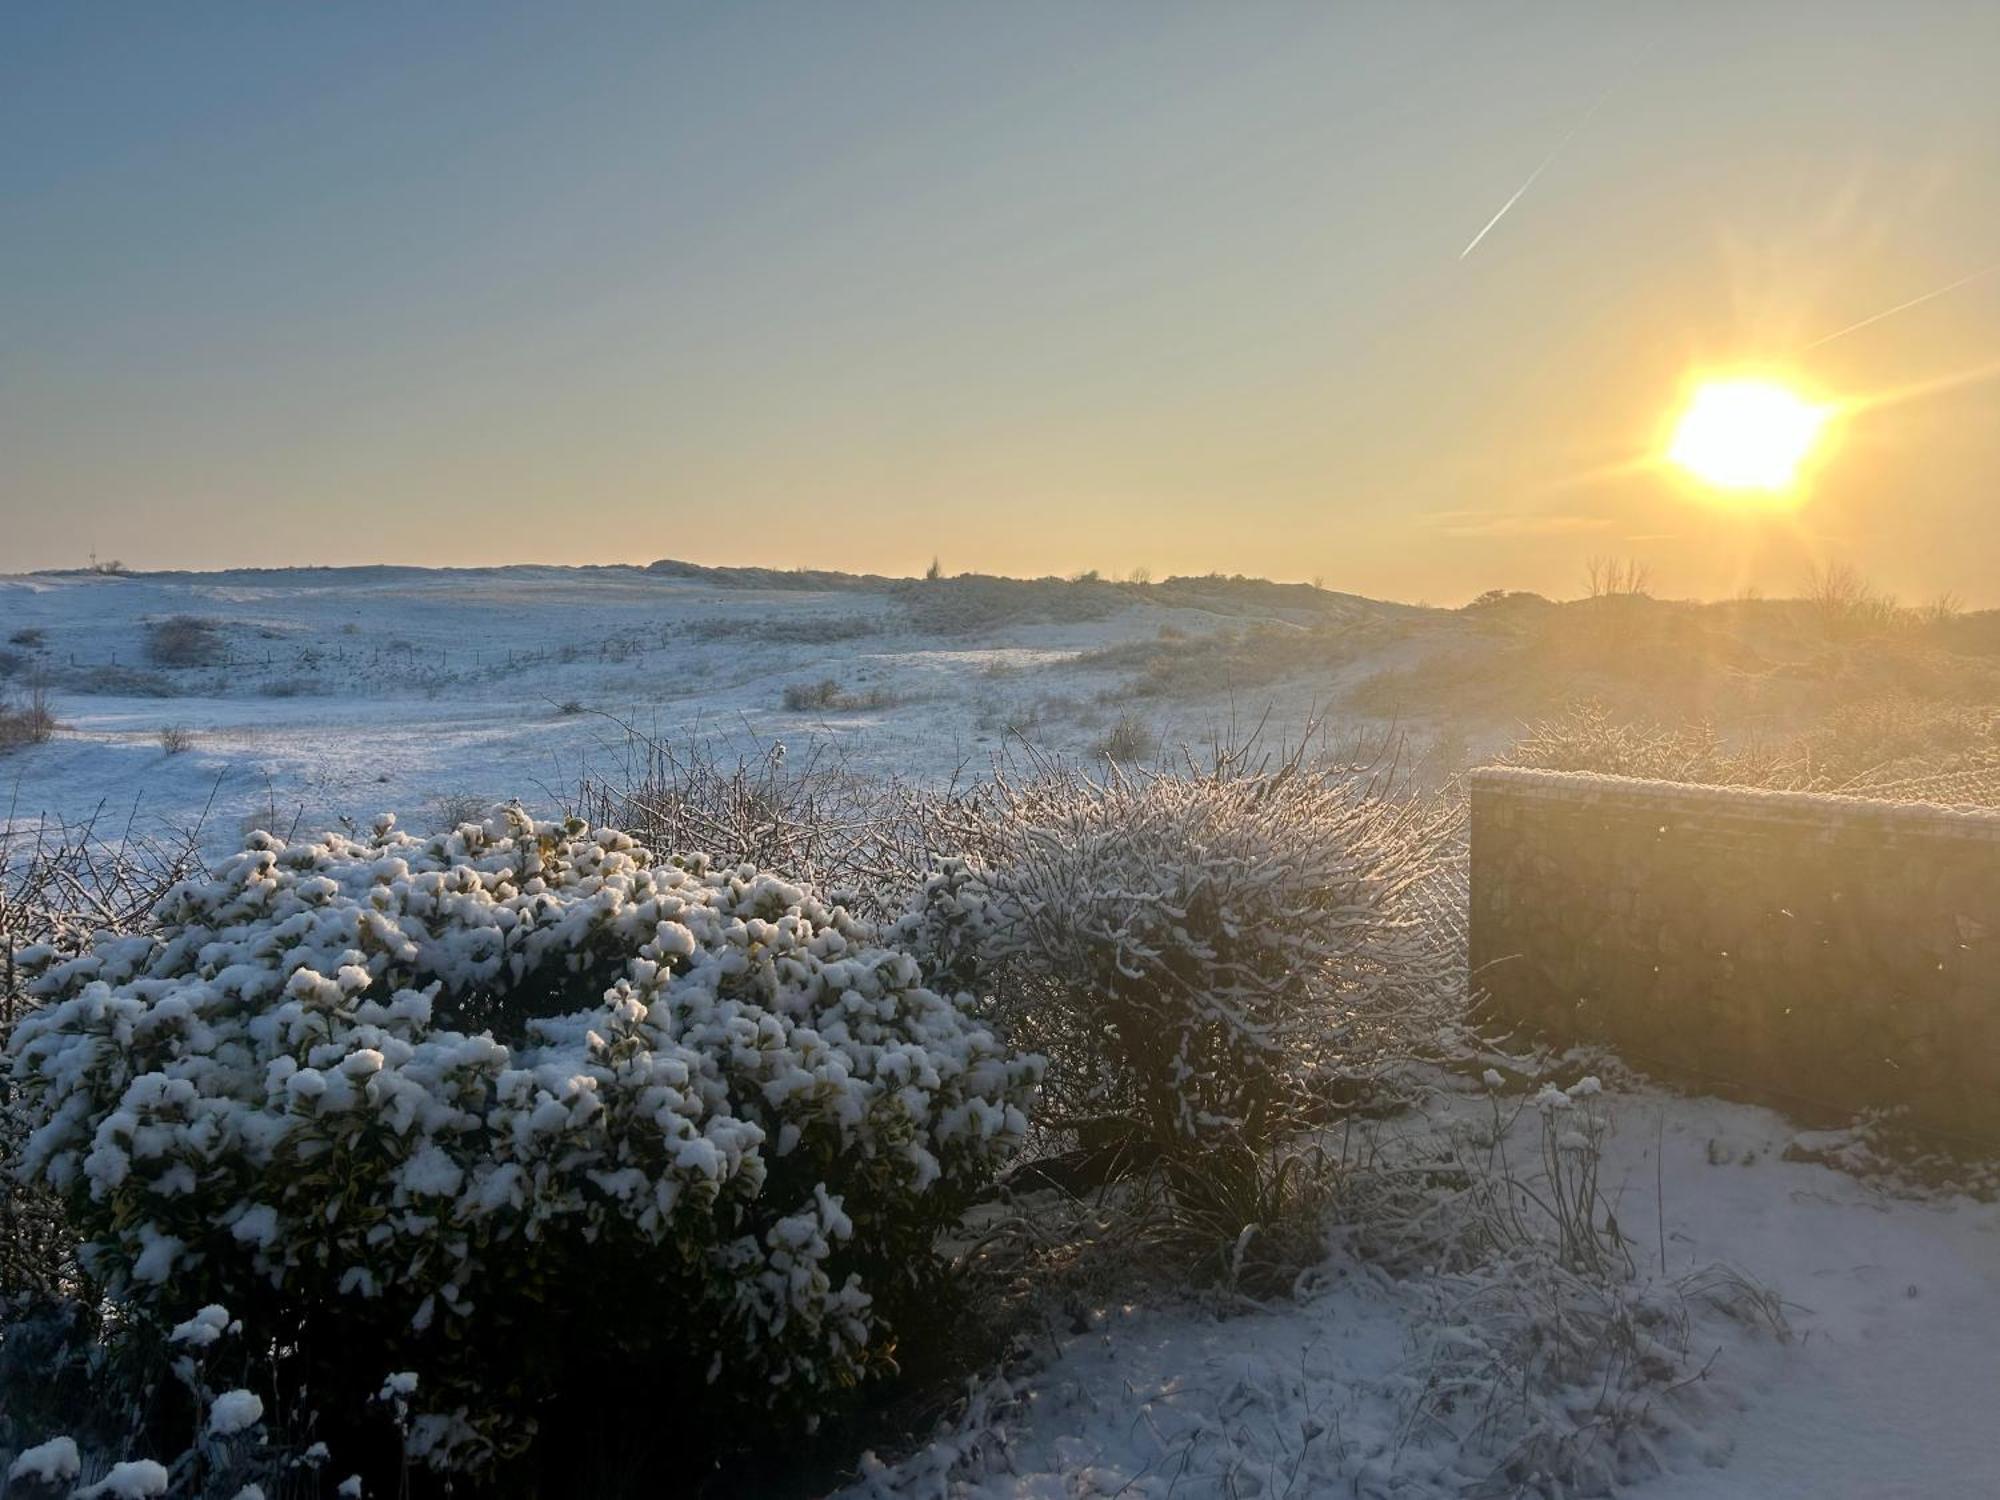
(1468, 766), (2000, 1138)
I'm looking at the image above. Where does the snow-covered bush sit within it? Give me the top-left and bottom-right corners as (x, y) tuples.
(7, 1436), (81, 1493)
(1, 1298), (317, 1500)
(903, 760), (1457, 1196)
(7, 809), (1038, 1472)
(3, 812), (215, 1469)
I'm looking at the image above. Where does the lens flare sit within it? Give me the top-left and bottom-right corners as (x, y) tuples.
(1666, 379), (1832, 495)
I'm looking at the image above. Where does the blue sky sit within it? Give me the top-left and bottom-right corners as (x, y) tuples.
(7, 2), (2000, 601)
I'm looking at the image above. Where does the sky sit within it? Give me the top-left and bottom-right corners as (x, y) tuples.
(5, 1), (2000, 604)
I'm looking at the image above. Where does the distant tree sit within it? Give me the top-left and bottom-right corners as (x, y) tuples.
(1804, 561), (1900, 636)
(1918, 591), (1963, 627)
(1584, 556), (1652, 598)
(924, 555), (944, 581)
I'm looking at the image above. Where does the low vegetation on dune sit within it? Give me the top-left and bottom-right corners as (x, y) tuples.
(891, 571), (1136, 635)
(1346, 579), (2000, 728)
(142, 616), (225, 670)
(646, 557), (896, 594)
(645, 558), (1419, 640)
(1087, 711), (1156, 762)
(1072, 617), (1393, 698)
(829, 566), (2000, 801)
(782, 678), (898, 713)
(687, 613), (885, 645)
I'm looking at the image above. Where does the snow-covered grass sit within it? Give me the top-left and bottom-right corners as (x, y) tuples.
(0, 566), (1439, 860)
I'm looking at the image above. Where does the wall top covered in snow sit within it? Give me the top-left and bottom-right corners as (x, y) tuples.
(1467, 765), (2000, 839)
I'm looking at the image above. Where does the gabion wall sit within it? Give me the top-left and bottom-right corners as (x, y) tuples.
(1469, 766), (2000, 1140)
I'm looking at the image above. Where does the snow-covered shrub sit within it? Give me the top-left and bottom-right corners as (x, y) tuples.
(7, 1436), (82, 1491)
(903, 760), (1458, 1198)
(8, 810), (1038, 1472)
(3, 812), (213, 1466)
(1, 1298), (318, 1500)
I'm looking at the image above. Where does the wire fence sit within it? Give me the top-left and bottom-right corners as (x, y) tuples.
(1830, 761), (2000, 808)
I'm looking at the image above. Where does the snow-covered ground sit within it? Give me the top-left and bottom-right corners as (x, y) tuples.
(0, 564), (1418, 852)
(4, 565), (1995, 1498)
(852, 1088), (2000, 1499)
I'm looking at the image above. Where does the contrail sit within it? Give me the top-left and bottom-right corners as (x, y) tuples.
(1459, 82), (1615, 261)
(1805, 261), (2000, 349)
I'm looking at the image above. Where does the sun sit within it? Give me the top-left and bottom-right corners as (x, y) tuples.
(1666, 379), (1832, 495)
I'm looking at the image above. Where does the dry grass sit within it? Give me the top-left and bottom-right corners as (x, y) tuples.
(566, 725), (943, 916)
(782, 678), (898, 713)
(1321, 1085), (1789, 1496)
(427, 791), (495, 833)
(1088, 712), (1155, 763)
(143, 614), (224, 668)
(0, 683), (55, 751)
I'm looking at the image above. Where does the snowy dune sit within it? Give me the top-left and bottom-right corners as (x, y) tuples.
(3, 564), (1409, 848)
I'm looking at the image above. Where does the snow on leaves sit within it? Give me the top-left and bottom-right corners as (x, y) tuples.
(8, 808), (1040, 1466)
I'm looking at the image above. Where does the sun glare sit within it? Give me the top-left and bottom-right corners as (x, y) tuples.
(1666, 379), (1832, 495)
